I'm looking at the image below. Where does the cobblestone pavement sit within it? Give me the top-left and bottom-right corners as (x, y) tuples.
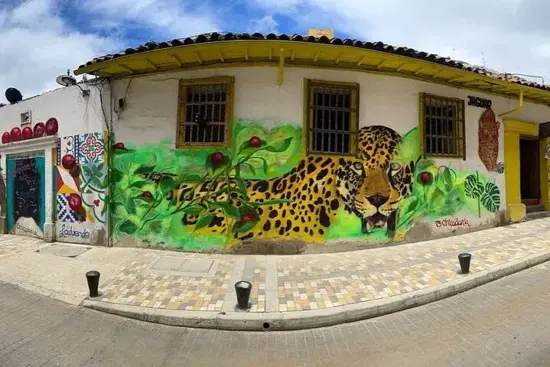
(2, 262), (550, 366)
(93, 218), (550, 313)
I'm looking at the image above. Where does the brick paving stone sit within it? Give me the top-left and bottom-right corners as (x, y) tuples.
(3, 218), (550, 319)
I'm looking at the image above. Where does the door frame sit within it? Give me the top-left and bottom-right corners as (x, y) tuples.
(504, 119), (549, 221)
(0, 136), (58, 240)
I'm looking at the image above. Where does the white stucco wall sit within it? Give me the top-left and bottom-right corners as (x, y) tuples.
(0, 84), (106, 136)
(110, 66), (550, 243)
(0, 84), (108, 242)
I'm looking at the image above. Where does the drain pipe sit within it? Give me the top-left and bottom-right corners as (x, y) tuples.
(499, 90), (524, 118)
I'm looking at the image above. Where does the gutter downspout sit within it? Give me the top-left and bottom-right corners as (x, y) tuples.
(499, 90), (524, 118)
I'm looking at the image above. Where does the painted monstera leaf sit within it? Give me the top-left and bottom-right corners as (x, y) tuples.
(464, 174), (483, 199)
(480, 182), (501, 213)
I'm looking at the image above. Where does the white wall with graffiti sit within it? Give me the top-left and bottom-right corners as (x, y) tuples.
(0, 83), (108, 244)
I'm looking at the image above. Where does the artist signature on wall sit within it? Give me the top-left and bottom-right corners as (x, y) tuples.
(435, 218), (470, 228)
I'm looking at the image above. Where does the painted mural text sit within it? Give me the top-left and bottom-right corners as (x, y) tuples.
(58, 223), (90, 239)
(468, 96), (492, 109)
(16, 222), (40, 237)
(435, 218), (470, 228)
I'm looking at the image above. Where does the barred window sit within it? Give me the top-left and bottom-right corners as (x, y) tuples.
(177, 77), (234, 147)
(306, 80), (359, 155)
(421, 93), (465, 159)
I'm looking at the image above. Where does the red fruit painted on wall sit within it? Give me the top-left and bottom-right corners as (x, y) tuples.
(33, 123), (45, 137)
(419, 171), (433, 184)
(68, 193), (82, 211)
(239, 212), (256, 225)
(141, 191), (153, 199)
(10, 127), (21, 141)
(248, 136), (261, 147)
(113, 142), (125, 150)
(21, 127), (33, 140)
(1, 132), (10, 144)
(61, 154), (76, 170)
(210, 152), (225, 166)
(45, 118), (59, 135)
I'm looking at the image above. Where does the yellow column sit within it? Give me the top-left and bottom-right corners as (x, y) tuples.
(504, 129), (524, 221)
(540, 138), (550, 210)
(503, 119), (538, 221)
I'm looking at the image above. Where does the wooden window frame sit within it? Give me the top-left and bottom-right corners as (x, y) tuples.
(304, 79), (360, 156)
(420, 92), (466, 160)
(176, 76), (235, 149)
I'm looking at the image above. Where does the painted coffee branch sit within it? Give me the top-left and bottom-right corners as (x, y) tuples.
(2, 29), (550, 254)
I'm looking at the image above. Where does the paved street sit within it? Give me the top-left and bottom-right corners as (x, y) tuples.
(2, 263), (550, 366)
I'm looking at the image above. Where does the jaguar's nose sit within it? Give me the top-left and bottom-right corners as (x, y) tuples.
(367, 194), (389, 207)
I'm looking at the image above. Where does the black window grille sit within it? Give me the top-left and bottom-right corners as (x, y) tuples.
(422, 93), (465, 159)
(306, 80), (359, 155)
(177, 77), (233, 147)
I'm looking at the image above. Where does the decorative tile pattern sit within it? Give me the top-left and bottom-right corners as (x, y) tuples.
(56, 194), (84, 223)
(57, 135), (79, 166)
(56, 167), (79, 195)
(77, 133), (104, 164)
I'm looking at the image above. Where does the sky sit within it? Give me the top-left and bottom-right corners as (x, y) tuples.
(1, 0), (549, 103)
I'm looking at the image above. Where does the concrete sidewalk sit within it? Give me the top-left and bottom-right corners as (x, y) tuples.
(1, 217), (549, 331)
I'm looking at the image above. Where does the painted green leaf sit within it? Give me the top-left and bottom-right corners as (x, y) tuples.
(236, 176), (248, 198)
(159, 176), (177, 194)
(210, 202), (241, 219)
(82, 165), (93, 178)
(149, 220), (164, 234)
(134, 164), (156, 175)
(264, 137), (293, 153)
(118, 220), (137, 235)
(464, 174), (483, 199)
(415, 159), (436, 172)
(238, 140), (267, 155)
(252, 199), (291, 207)
(130, 180), (149, 189)
(255, 157), (269, 175)
(428, 187), (447, 211)
(135, 194), (155, 203)
(125, 197), (136, 215)
(195, 214), (215, 230)
(111, 168), (124, 183)
(241, 162), (256, 176)
(436, 167), (455, 193)
(481, 182), (501, 213)
(182, 205), (204, 216)
(101, 196), (110, 215)
(102, 175), (109, 189)
(91, 177), (103, 189)
(233, 218), (259, 233)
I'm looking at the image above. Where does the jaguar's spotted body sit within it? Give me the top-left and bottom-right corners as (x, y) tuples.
(163, 125), (417, 243)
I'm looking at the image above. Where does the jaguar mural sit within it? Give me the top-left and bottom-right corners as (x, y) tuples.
(108, 119), (501, 252)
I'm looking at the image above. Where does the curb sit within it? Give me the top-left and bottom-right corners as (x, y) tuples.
(82, 250), (550, 331)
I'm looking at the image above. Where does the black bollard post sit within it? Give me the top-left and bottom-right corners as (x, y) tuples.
(235, 280), (252, 310)
(458, 253), (471, 274)
(86, 270), (100, 298)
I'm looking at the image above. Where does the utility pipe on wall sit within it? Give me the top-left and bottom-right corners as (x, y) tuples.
(499, 90), (524, 118)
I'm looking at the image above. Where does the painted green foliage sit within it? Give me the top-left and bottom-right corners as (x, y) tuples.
(110, 121), (501, 250)
(110, 120), (302, 250)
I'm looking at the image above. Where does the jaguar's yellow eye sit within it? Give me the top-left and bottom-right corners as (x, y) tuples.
(390, 162), (401, 171)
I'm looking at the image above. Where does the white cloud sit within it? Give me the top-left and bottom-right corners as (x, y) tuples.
(254, 0), (550, 84)
(249, 15), (279, 34)
(0, 0), (117, 103)
(82, 0), (219, 38)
